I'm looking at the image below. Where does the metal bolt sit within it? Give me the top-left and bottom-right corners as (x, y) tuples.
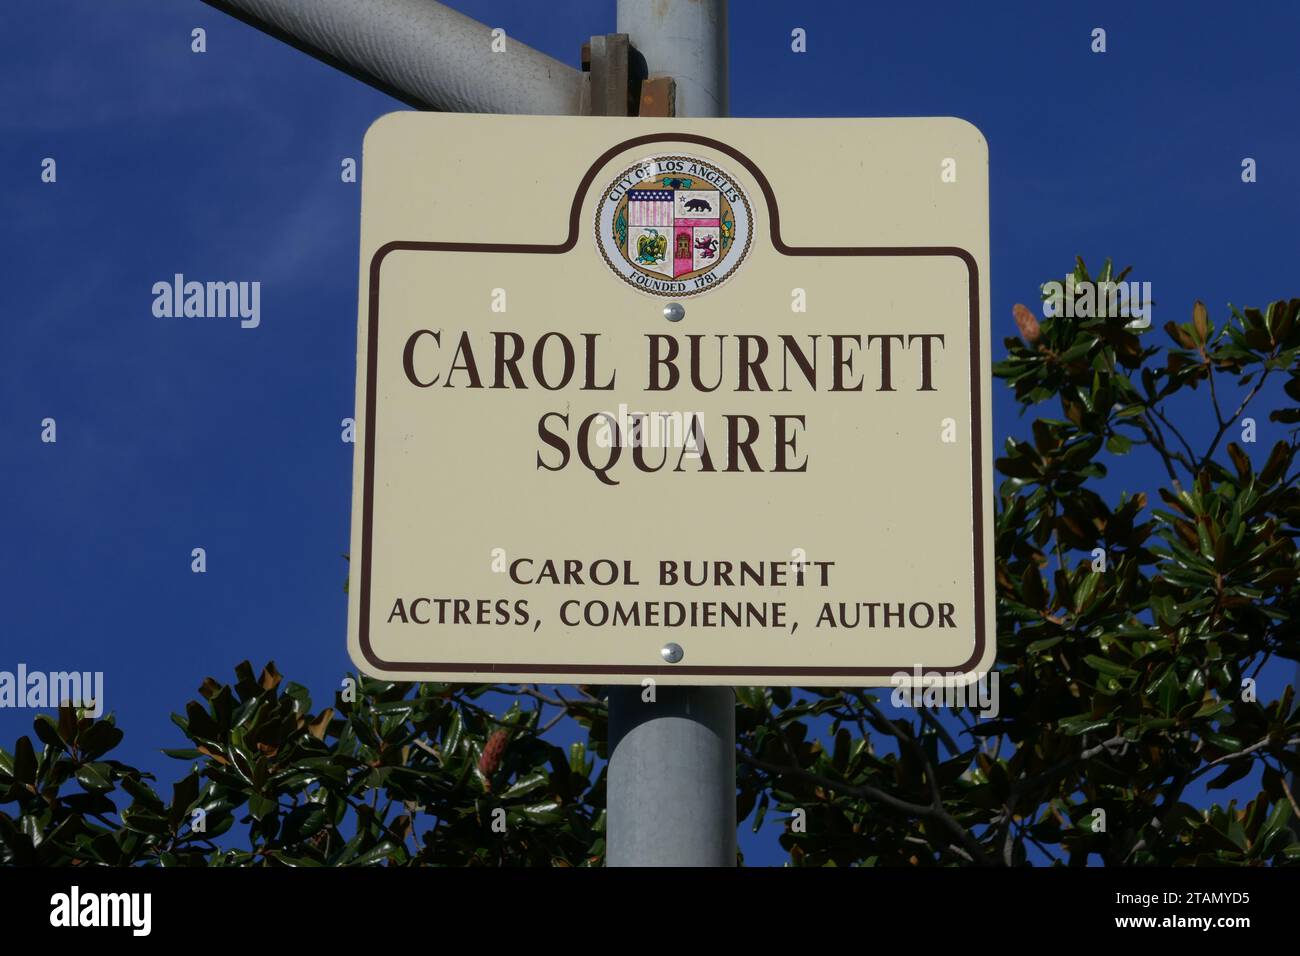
(661, 642), (684, 663)
(663, 302), (685, 322)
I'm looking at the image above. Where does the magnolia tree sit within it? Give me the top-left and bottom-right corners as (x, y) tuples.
(3, 259), (1299, 866)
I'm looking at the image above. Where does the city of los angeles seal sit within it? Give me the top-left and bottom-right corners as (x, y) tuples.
(595, 155), (753, 297)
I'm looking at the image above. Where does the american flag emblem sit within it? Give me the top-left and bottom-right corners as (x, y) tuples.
(627, 189), (674, 227)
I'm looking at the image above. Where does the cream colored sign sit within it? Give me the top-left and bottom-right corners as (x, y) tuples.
(348, 114), (993, 685)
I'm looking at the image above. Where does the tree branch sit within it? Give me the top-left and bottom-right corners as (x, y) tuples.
(1201, 369), (1272, 469)
(736, 750), (993, 865)
(1185, 734), (1300, 785)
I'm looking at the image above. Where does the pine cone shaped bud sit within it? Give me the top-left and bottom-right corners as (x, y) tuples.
(1013, 303), (1042, 346)
(479, 729), (509, 782)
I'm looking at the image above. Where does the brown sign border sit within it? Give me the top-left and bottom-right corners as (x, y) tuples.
(358, 132), (986, 680)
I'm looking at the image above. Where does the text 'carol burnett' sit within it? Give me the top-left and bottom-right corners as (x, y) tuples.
(402, 329), (947, 393)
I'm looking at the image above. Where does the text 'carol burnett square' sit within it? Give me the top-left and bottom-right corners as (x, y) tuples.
(347, 114), (993, 685)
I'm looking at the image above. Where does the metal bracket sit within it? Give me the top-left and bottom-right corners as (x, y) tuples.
(583, 34), (631, 116)
(638, 76), (676, 118)
(581, 34), (673, 117)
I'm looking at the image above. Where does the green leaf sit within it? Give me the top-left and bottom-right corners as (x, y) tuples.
(1021, 566), (1047, 610)
(12, 737), (36, 785)
(280, 805), (329, 844)
(1192, 697), (1229, 720)
(75, 762), (114, 793)
(121, 775), (165, 811)
(1057, 714), (1113, 736)
(350, 841), (404, 867)
(500, 771), (549, 799)
(1105, 433), (1132, 455)
(1073, 571), (1103, 613)
(1026, 635), (1065, 654)
(509, 801), (563, 825)
(33, 715), (67, 752)
(169, 773), (200, 826)
(443, 711), (464, 757)
(77, 720), (124, 760)
(248, 793), (278, 820)
(120, 806), (171, 836)
(1083, 655), (1133, 678)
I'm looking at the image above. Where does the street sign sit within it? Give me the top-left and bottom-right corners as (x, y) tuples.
(348, 114), (993, 685)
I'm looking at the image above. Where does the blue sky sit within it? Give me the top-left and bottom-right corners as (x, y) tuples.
(2, 0), (1298, 866)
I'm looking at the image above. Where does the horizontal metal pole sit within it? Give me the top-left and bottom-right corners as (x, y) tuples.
(202, 0), (585, 114)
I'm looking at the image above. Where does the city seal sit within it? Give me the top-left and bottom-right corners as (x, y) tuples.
(595, 154), (753, 297)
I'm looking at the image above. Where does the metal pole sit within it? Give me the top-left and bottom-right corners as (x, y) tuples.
(615, 0), (728, 117)
(606, 686), (736, 866)
(1294, 663), (1300, 838)
(606, 0), (735, 868)
(202, 0), (585, 113)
